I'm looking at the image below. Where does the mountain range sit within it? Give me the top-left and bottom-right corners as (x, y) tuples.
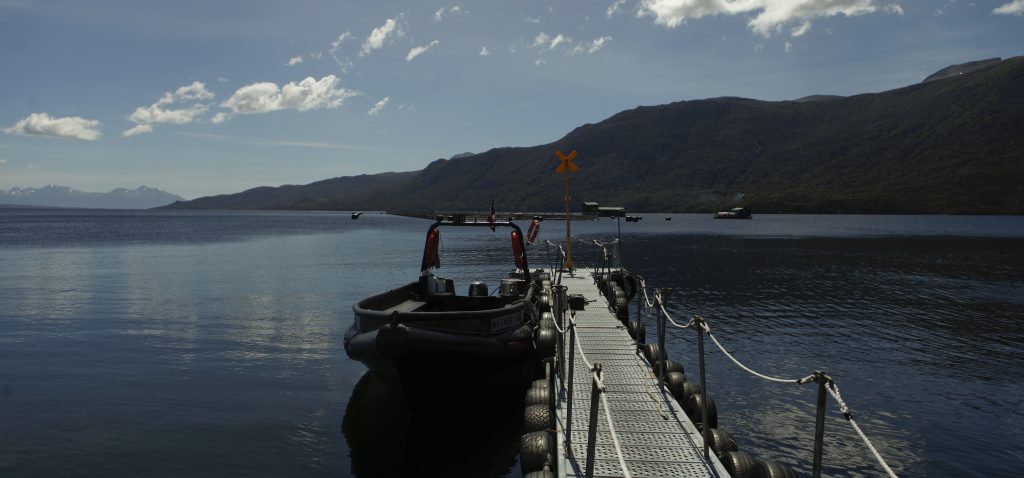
(165, 56), (1024, 214)
(0, 185), (184, 209)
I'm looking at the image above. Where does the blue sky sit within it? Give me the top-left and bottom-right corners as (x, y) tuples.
(1, 0), (1021, 199)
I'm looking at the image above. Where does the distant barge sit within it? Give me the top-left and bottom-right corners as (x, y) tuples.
(714, 207), (752, 219)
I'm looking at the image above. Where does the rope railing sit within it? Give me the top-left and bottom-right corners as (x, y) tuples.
(826, 381), (900, 478)
(635, 278), (900, 478)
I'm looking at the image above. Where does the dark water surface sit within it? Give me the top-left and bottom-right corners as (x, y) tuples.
(1, 210), (1022, 477)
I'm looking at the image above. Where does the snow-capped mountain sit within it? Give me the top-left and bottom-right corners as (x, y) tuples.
(0, 185), (185, 209)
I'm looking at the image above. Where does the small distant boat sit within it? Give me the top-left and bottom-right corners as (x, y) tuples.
(714, 207), (752, 219)
(665, 216), (672, 221)
(625, 216), (642, 222)
(351, 212), (363, 219)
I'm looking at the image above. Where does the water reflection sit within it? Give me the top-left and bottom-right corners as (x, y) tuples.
(342, 372), (525, 478)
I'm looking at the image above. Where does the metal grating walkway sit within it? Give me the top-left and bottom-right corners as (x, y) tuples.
(553, 268), (730, 478)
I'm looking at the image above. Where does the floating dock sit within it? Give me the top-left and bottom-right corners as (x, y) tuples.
(551, 268), (730, 478)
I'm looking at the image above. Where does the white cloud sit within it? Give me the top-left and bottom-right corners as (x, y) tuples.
(434, 5), (467, 22)
(173, 82), (214, 102)
(220, 75), (357, 116)
(549, 33), (571, 49)
(368, 97), (390, 116)
(122, 124), (153, 137)
(754, 43), (765, 52)
(310, 52), (323, 60)
(0, 159), (7, 166)
(531, 32), (574, 50)
(785, 41), (793, 52)
(531, 32), (551, 48)
(130, 103), (209, 125)
(26, 162), (39, 169)
(791, 20), (812, 36)
(524, 16), (541, 23)
(638, 0), (882, 37)
(479, 46), (491, 56)
(287, 55), (303, 66)
(329, 31), (355, 72)
(5, 113), (102, 141)
(993, 0), (1024, 14)
(607, 0), (628, 17)
(361, 18), (401, 56)
(569, 36), (613, 55)
(535, 58), (547, 66)
(884, 3), (904, 15)
(217, 77), (230, 83)
(330, 31), (352, 52)
(124, 81), (213, 137)
(406, 40), (439, 61)
(211, 112), (229, 124)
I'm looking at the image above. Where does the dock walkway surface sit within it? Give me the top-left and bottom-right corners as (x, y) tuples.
(553, 268), (730, 478)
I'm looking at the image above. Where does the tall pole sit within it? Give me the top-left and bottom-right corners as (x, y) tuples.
(555, 150), (577, 270)
(564, 165), (573, 270)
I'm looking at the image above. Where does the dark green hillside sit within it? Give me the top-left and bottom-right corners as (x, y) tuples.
(165, 56), (1024, 214)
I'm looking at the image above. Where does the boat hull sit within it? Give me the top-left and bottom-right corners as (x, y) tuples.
(344, 282), (539, 394)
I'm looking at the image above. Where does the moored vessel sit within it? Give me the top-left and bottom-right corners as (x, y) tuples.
(344, 218), (547, 395)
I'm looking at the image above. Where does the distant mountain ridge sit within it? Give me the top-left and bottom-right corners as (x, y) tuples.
(165, 56), (1024, 214)
(1, 185), (184, 209)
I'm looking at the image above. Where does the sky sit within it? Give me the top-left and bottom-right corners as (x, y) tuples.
(0, 0), (1021, 199)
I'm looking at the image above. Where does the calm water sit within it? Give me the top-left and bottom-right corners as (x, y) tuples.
(1, 210), (1022, 477)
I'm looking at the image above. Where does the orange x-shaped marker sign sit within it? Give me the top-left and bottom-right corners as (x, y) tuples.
(555, 150), (578, 173)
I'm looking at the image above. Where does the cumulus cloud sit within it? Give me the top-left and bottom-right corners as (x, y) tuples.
(5, 113), (102, 141)
(211, 112), (229, 124)
(791, 20), (812, 36)
(124, 81), (213, 137)
(329, 31), (355, 72)
(785, 41), (793, 52)
(549, 34), (571, 49)
(607, 0), (628, 17)
(287, 55), (303, 66)
(884, 3), (904, 15)
(406, 40), (439, 61)
(361, 18), (402, 56)
(531, 32), (551, 48)
(569, 36), (613, 55)
(479, 46), (491, 56)
(219, 75), (357, 119)
(637, 0), (887, 37)
(122, 124), (153, 137)
(368, 97), (390, 116)
(434, 5), (467, 22)
(993, 0), (1024, 14)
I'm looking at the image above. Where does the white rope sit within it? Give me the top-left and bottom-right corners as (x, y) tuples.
(550, 307), (567, 334)
(702, 325), (809, 384)
(658, 301), (695, 329)
(599, 388), (633, 478)
(572, 319), (595, 372)
(640, 280), (655, 308)
(827, 381), (900, 478)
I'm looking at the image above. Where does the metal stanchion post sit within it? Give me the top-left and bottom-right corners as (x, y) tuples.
(813, 371), (829, 478)
(566, 317), (576, 450)
(697, 317), (710, 461)
(585, 364), (603, 478)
